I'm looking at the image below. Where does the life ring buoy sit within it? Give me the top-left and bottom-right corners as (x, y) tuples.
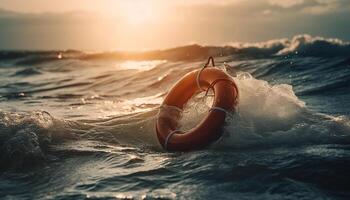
(156, 67), (238, 151)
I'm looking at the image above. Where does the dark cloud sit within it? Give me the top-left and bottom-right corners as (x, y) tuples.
(0, 9), (114, 50)
(265, 0), (350, 14)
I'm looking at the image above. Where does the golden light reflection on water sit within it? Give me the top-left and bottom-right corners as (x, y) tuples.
(118, 60), (167, 71)
(88, 93), (163, 119)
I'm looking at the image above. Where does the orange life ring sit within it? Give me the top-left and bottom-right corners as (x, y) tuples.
(156, 67), (238, 151)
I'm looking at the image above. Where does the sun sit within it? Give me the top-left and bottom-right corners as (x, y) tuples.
(120, 1), (158, 26)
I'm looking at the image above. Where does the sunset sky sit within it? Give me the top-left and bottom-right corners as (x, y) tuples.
(0, 0), (349, 51)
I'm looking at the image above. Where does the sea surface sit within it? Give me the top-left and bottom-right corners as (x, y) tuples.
(1, 34), (350, 200)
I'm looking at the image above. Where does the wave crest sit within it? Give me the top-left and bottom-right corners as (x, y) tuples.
(230, 34), (350, 57)
(0, 111), (54, 168)
(1, 35), (349, 64)
(276, 34), (350, 56)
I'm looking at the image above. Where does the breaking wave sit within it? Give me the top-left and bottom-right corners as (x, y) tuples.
(1, 35), (349, 66)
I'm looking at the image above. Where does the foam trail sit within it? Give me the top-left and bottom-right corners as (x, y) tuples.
(174, 70), (350, 149)
(217, 72), (350, 148)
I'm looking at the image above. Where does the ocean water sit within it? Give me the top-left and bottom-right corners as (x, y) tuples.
(1, 34), (350, 200)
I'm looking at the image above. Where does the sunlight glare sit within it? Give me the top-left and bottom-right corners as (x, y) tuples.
(118, 60), (166, 71)
(120, 1), (158, 26)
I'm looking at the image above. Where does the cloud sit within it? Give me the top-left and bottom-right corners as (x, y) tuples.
(269, 0), (304, 8)
(176, 0), (244, 5)
(301, 0), (348, 15)
(302, 3), (338, 14)
(266, 0), (350, 15)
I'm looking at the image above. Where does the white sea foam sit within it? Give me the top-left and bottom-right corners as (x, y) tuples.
(176, 71), (350, 149)
(217, 72), (350, 148)
(230, 34), (350, 57)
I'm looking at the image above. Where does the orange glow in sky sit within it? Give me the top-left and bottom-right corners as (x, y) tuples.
(119, 2), (159, 26)
(0, 0), (349, 51)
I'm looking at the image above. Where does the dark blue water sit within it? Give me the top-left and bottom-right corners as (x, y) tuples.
(1, 34), (350, 199)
